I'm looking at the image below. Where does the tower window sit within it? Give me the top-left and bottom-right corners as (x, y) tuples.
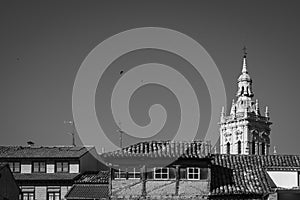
(237, 141), (242, 154)
(252, 141), (256, 155)
(226, 142), (230, 154)
(261, 143), (265, 155)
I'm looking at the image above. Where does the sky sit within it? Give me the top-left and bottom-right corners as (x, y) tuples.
(0, 0), (300, 154)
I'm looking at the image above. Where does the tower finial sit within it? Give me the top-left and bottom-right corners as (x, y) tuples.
(242, 46), (248, 74)
(243, 46), (247, 57)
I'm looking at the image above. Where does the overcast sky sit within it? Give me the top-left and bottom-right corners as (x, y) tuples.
(0, 0), (299, 154)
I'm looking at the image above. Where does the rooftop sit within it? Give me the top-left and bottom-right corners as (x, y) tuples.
(101, 140), (212, 159)
(66, 171), (109, 200)
(0, 146), (94, 158)
(75, 171), (109, 184)
(210, 154), (300, 197)
(14, 173), (80, 181)
(65, 184), (109, 200)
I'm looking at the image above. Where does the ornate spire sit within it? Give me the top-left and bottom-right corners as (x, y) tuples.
(242, 46), (248, 74)
(236, 46), (253, 98)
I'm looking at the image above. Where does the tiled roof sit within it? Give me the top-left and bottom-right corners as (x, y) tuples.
(65, 184), (109, 199)
(75, 171), (109, 184)
(0, 164), (7, 170)
(210, 154), (300, 197)
(112, 180), (209, 197)
(101, 141), (211, 159)
(13, 173), (80, 181)
(0, 146), (93, 158)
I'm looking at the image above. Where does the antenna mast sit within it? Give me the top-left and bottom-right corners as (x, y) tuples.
(64, 120), (76, 146)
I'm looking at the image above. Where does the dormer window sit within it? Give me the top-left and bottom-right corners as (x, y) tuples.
(8, 162), (20, 173)
(33, 162), (46, 173)
(128, 168), (141, 179)
(187, 167), (200, 180)
(154, 167), (169, 180)
(114, 169), (126, 179)
(56, 162), (69, 173)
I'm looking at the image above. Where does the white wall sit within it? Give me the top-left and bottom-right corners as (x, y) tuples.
(21, 164), (32, 173)
(46, 164), (55, 173)
(69, 164), (79, 173)
(267, 171), (298, 188)
(61, 186), (68, 200)
(35, 187), (47, 200)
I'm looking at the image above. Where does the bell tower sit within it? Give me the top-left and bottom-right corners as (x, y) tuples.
(219, 47), (272, 155)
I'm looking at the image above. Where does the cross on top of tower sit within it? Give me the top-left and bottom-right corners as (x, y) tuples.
(243, 46), (247, 57)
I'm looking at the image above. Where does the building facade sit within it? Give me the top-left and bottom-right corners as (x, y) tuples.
(102, 141), (212, 199)
(0, 145), (106, 200)
(101, 141), (300, 200)
(219, 50), (272, 155)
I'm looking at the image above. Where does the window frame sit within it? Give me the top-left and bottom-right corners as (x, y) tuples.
(8, 162), (20, 173)
(114, 168), (126, 180)
(55, 161), (69, 173)
(237, 141), (242, 154)
(128, 167), (141, 179)
(32, 161), (46, 173)
(21, 191), (35, 200)
(261, 142), (265, 155)
(226, 142), (230, 154)
(187, 167), (200, 180)
(154, 167), (169, 180)
(252, 140), (256, 154)
(47, 191), (60, 200)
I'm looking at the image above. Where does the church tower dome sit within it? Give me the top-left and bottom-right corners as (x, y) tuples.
(219, 47), (272, 155)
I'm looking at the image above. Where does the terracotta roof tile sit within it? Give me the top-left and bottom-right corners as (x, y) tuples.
(210, 154), (300, 196)
(75, 171), (109, 184)
(13, 173), (80, 181)
(65, 184), (109, 199)
(101, 141), (211, 159)
(0, 146), (93, 158)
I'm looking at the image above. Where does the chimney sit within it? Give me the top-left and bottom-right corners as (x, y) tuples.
(27, 141), (34, 147)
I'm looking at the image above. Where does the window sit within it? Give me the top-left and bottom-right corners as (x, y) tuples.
(252, 141), (256, 154)
(146, 170), (154, 180)
(169, 168), (176, 179)
(226, 142), (230, 154)
(128, 168), (141, 179)
(200, 168), (208, 180)
(47, 192), (60, 200)
(33, 162), (46, 173)
(114, 169), (126, 179)
(56, 162), (68, 172)
(261, 143), (265, 155)
(8, 162), (20, 173)
(180, 168), (187, 179)
(154, 167), (169, 180)
(187, 167), (200, 180)
(237, 141), (242, 154)
(21, 192), (34, 200)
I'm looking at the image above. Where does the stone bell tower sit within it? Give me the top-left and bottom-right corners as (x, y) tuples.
(219, 48), (272, 155)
